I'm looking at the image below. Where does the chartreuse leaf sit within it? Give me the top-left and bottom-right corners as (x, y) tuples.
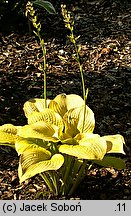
(59, 135), (107, 160)
(23, 98), (50, 117)
(60, 133), (78, 145)
(77, 106), (95, 133)
(18, 147), (64, 183)
(49, 94), (67, 117)
(75, 133), (100, 141)
(65, 94), (84, 110)
(93, 156), (126, 170)
(27, 108), (64, 132)
(49, 100), (66, 118)
(15, 137), (48, 156)
(63, 105), (95, 137)
(63, 109), (79, 137)
(17, 121), (59, 142)
(0, 124), (20, 147)
(0, 131), (16, 147)
(33, 0), (56, 14)
(0, 124), (21, 134)
(103, 134), (125, 154)
(49, 94), (85, 117)
(18, 147), (51, 182)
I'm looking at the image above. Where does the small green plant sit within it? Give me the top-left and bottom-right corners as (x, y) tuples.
(0, 3), (126, 197)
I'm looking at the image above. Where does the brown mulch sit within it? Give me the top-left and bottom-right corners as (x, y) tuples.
(0, 0), (131, 200)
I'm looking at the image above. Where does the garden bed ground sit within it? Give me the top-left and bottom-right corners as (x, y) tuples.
(0, 0), (131, 199)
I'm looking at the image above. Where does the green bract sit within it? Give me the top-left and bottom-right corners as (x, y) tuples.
(0, 93), (126, 195)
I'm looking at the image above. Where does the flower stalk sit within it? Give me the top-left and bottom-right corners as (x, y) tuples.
(61, 4), (87, 132)
(25, 1), (47, 108)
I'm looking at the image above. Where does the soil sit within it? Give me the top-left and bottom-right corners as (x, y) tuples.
(0, 0), (131, 200)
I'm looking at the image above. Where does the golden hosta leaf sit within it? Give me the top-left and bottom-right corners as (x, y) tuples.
(17, 121), (59, 142)
(75, 133), (100, 142)
(18, 147), (51, 182)
(66, 94), (85, 109)
(77, 106), (95, 133)
(18, 149), (64, 183)
(63, 105), (95, 137)
(49, 94), (84, 117)
(0, 124), (20, 147)
(49, 96), (67, 117)
(27, 108), (64, 132)
(0, 124), (21, 134)
(59, 136), (107, 160)
(59, 133), (78, 145)
(63, 109), (79, 137)
(23, 98), (51, 117)
(93, 156), (126, 170)
(15, 137), (48, 155)
(103, 134), (125, 154)
(0, 131), (17, 147)
(61, 137), (78, 145)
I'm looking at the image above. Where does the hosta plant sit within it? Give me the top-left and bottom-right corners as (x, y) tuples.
(0, 94), (126, 196)
(0, 3), (126, 197)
